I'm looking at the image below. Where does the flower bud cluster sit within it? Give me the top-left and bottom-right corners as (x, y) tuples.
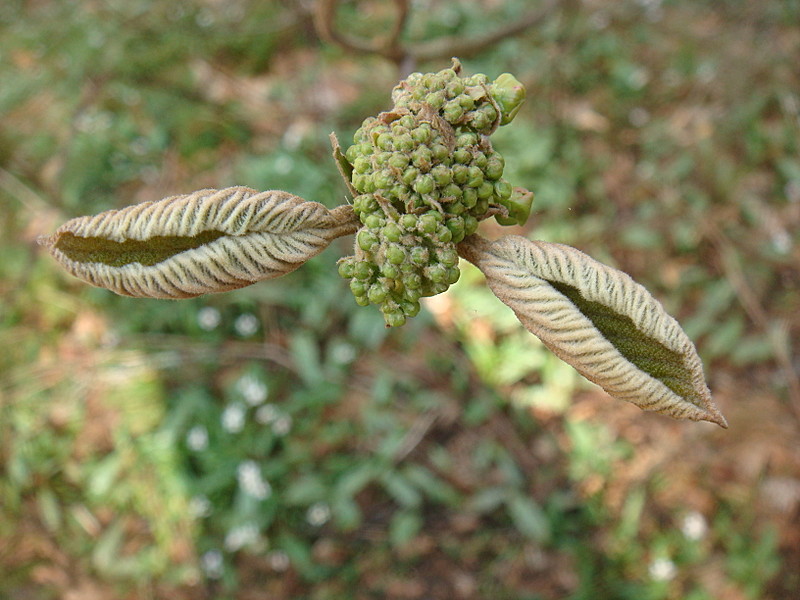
(339, 61), (527, 326)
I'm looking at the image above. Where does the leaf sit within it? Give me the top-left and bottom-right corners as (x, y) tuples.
(507, 494), (551, 542)
(40, 186), (359, 298)
(458, 235), (727, 428)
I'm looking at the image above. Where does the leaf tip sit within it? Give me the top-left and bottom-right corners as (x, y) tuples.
(37, 233), (55, 249)
(702, 403), (728, 429)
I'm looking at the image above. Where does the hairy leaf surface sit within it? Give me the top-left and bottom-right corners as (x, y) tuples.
(41, 187), (359, 298)
(458, 235), (727, 427)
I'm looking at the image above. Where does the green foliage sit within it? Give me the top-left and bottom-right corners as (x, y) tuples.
(1, 0), (794, 598)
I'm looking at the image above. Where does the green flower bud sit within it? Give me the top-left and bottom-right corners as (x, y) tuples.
(479, 104), (498, 125)
(412, 124), (432, 144)
(441, 183), (462, 200)
(368, 283), (388, 304)
(467, 166), (484, 188)
(373, 169), (394, 189)
(338, 258), (355, 278)
(353, 156), (370, 174)
(462, 187), (478, 208)
(365, 214), (385, 229)
(381, 263), (400, 279)
(419, 214), (438, 234)
(374, 151), (392, 166)
(437, 247), (459, 267)
(404, 287), (423, 302)
(427, 264), (447, 283)
(448, 201), (465, 215)
(431, 281), (449, 295)
(458, 96), (475, 111)
(400, 214), (418, 230)
(453, 149), (472, 165)
(457, 132), (478, 147)
(395, 134), (415, 152)
(471, 152), (488, 169)
(376, 133), (393, 150)
(452, 164), (470, 183)
(435, 225), (453, 243)
(401, 300), (421, 317)
(469, 111), (490, 131)
(383, 311), (405, 327)
(402, 167), (420, 185)
(410, 246), (430, 266)
(494, 214), (518, 226)
(354, 260), (375, 280)
(382, 222), (402, 242)
(464, 215), (479, 235)
(352, 174), (369, 193)
(494, 180), (513, 202)
(444, 100), (465, 123)
(447, 79), (465, 97)
(357, 230), (379, 252)
(399, 114), (416, 129)
(404, 272), (423, 289)
(414, 174), (435, 195)
(473, 198), (489, 215)
(345, 143), (361, 164)
(350, 279), (368, 296)
(491, 73), (526, 125)
(431, 144), (450, 162)
(389, 153), (410, 169)
(425, 91), (446, 109)
(354, 294), (370, 307)
(477, 181), (494, 200)
(411, 146), (433, 171)
(446, 217), (465, 239)
(508, 188), (534, 225)
(430, 165), (452, 186)
(386, 244), (406, 265)
(446, 267), (460, 284)
(485, 155), (504, 180)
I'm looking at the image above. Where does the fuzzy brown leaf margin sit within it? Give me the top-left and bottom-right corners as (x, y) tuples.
(40, 187), (359, 299)
(458, 235), (727, 428)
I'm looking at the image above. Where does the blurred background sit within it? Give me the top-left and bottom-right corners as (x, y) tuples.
(1, 1), (799, 598)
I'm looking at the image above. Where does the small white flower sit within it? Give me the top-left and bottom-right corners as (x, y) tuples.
(680, 511), (708, 541)
(201, 549), (224, 579)
(221, 403), (245, 433)
(255, 403), (279, 425)
(237, 374), (269, 406)
(629, 107), (650, 127)
(331, 342), (356, 364)
(224, 523), (259, 552)
(189, 495), (212, 518)
(186, 425), (208, 451)
(197, 306), (221, 331)
(648, 557), (677, 581)
(274, 154), (294, 175)
(267, 550), (290, 572)
(234, 313), (259, 337)
(237, 460), (272, 500)
(306, 502), (331, 527)
(272, 415), (292, 436)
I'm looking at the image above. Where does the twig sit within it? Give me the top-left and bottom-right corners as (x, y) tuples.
(411, 1), (558, 62)
(313, 0), (558, 68)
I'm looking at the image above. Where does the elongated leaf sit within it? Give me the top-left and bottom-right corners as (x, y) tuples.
(40, 187), (359, 298)
(458, 235), (727, 427)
